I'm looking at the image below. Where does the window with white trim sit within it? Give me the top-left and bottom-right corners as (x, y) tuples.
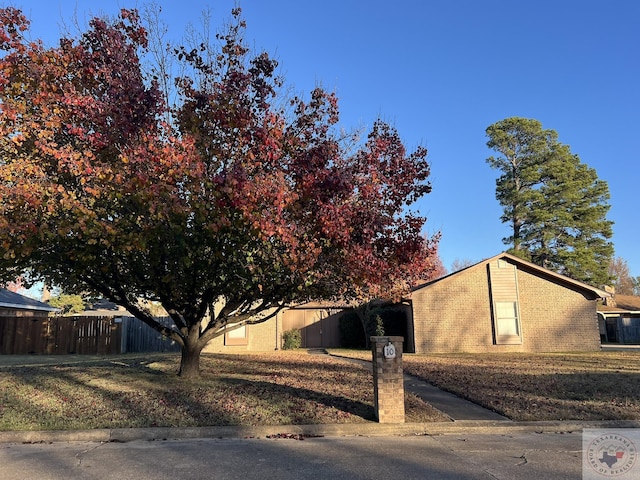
(493, 301), (522, 344)
(488, 259), (523, 345)
(225, 324), (248, 346)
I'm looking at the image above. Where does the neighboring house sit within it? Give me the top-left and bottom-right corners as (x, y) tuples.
(408, 252), (609, 354)
(1, 288), (59, 354)
(0, 288), (58, 317)
(598, 294), (640, 344)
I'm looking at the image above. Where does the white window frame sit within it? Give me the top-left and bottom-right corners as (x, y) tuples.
(225, 324), (248, 346)
(493, 301), (523, 345)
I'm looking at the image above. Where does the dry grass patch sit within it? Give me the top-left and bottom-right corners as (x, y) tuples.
(0, 352), (445, 431)
(403, 352), (640, 421)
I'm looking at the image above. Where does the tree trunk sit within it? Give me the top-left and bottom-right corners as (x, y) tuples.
(178, 326), (203, 379)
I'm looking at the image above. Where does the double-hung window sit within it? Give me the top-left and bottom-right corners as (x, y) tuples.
(494, 301), (521, 344)
(489, 260), (523, 345)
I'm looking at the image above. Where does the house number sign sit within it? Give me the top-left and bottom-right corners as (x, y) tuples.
(383, 341), (396, 359)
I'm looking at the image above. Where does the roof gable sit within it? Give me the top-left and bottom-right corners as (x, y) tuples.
(412, 252), (610, 300)
(0, 288), (58, 312)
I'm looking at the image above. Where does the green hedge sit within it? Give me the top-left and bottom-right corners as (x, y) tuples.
(282, 329), (302, 350)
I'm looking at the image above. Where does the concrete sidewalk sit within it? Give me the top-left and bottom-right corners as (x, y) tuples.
(404, 374), (508, 421)
(328, 353), (509, 421)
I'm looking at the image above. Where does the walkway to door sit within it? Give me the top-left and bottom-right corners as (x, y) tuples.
(324, 351), (509, 422)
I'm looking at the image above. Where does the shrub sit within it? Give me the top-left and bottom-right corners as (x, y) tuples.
(370, 306), (408, 338)
(374, 314), (385, 336)
(282, 329), (302, 350)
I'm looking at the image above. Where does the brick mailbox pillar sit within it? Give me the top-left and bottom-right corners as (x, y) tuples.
(371, 336), (404, 423)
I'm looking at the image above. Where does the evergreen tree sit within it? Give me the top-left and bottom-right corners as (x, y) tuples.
(486, 118), (556, 252)
(486, 117), (613, 286)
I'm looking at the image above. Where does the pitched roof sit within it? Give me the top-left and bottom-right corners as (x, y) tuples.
(411, 252), (610, 300)
(0, 288), (59, 312)
(599, 294), (640, 313)
(616, 295), (640, 310)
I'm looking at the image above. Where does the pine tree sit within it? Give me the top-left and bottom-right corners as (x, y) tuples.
(486, 117), (613, 286)
(486, 118), (556, 252)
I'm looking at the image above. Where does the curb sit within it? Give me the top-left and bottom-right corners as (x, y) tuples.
(3, 419), (640, 444)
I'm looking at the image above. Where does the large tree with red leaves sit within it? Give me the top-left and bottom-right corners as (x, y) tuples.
(0, 7), (440, 377)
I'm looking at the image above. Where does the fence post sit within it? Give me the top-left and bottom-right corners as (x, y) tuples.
(119, 317), (128, 354)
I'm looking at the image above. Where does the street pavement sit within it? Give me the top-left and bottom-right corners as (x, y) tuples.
(0, 430), (584, 480)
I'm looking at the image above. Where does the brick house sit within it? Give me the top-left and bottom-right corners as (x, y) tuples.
(202, 311), (282, 353)
(408, 252), (609, 353)
(598, 294), (640, 344)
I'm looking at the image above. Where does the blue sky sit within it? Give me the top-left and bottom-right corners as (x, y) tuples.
(13, 0), (640, 278)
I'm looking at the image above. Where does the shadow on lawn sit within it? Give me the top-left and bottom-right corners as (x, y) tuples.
(216, 376), (375, 423)
(201, 353), (376, 423)
(0, 361), (226, 431)
(0, 354), (375, 430)
(202, 352), (369, 376)
(405, 362), (640, 421)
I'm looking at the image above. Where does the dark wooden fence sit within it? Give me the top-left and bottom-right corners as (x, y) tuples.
(120, 316), (181, 353)
(0, 315), (181, 355)
(0, 315), (121, 355)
